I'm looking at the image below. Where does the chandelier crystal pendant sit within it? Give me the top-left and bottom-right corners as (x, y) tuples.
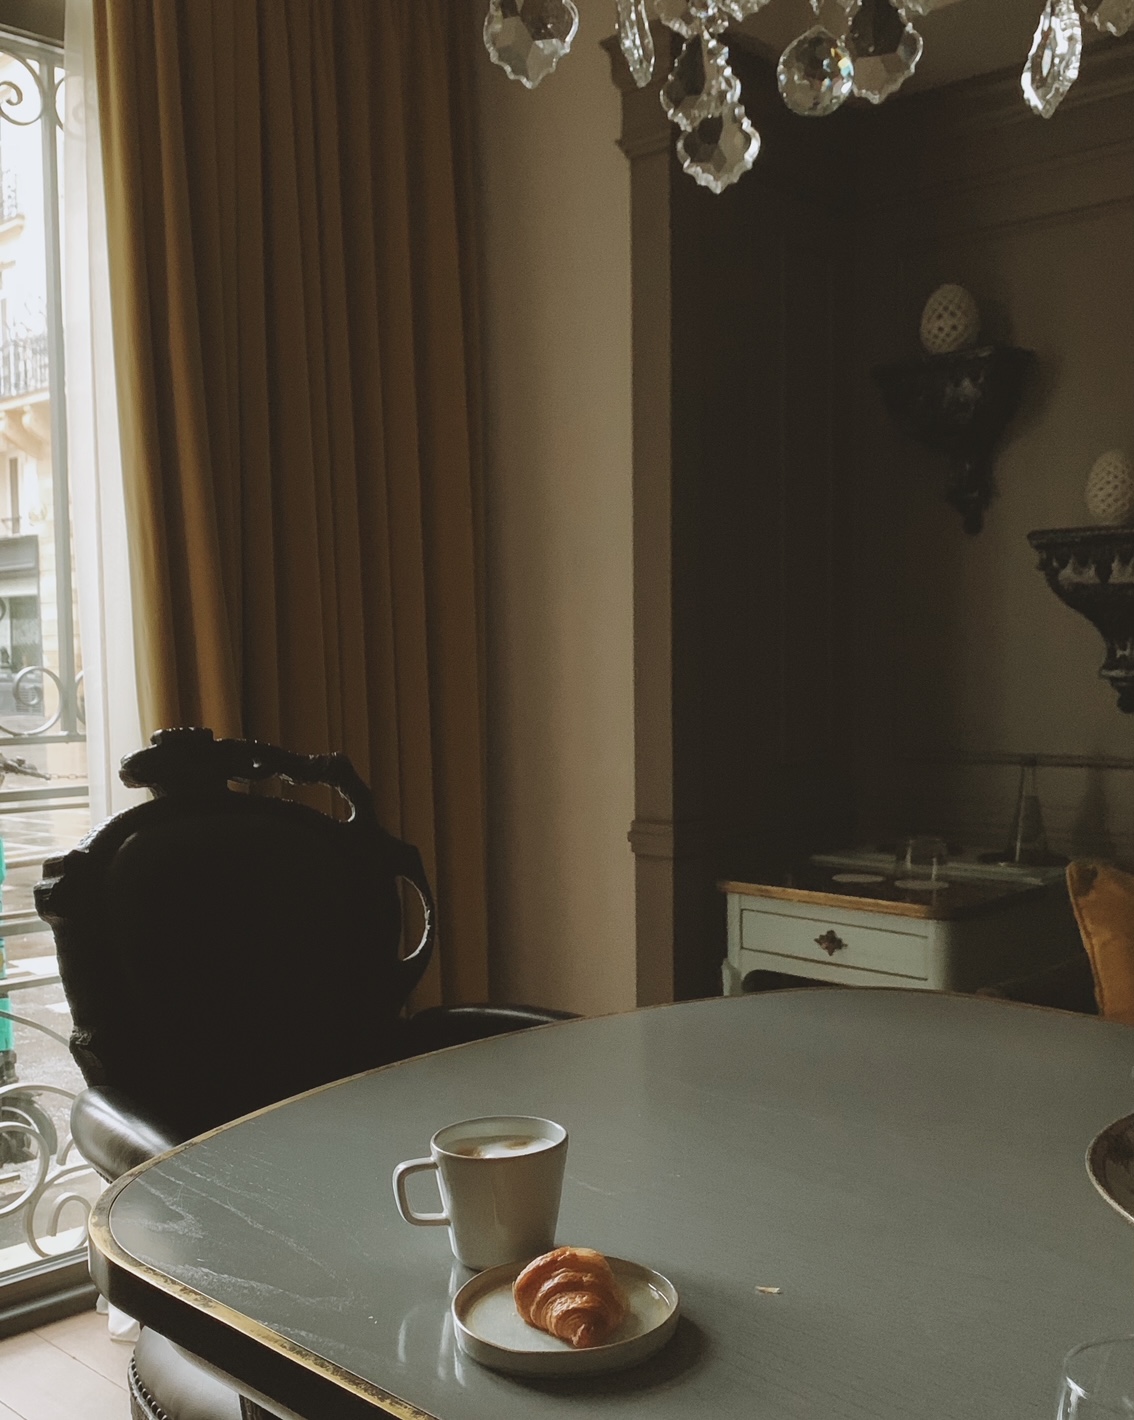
(484, 0), (581, 87)
(778, 27), (856, 116)
(848, 0), (923, 104)
(661, 34), (742, 129)
(617, 0), (657, 85)
(1021, 0), (1083, 118)
(677, 102), (762, 190)
(483, 0), (1125, 191)
(1079, 0), (1134, 37)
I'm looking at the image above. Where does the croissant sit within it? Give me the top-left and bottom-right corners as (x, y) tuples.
(513, 1246), (627, 1349)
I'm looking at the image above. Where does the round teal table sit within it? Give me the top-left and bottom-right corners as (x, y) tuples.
(90, 989), (1134, 1420)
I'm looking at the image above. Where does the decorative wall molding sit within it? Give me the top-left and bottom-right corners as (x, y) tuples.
(900, 185), (1134, 259)
(862, 140), (1134, 245)
(909, 750), (1134, 772)
(627, 817), (720, 859)
(602, 26), (1134, 197)
(601, 31), (672, 161)
(627, 819), (675, 859)
(850, 35), (1134, 227)
(855, 756), (1134, 862)
(883, 31), (1134, 137)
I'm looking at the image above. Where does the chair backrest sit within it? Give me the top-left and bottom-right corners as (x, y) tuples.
(35, 728), (435, 1138)
(1067, 860), (1130, 1023)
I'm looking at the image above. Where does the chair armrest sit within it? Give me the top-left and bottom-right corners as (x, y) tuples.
(403, 1003), (578, 1056)
(71, 1086), (186, 1182)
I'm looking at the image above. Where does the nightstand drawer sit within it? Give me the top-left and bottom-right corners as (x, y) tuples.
(739, 908), (929, 981)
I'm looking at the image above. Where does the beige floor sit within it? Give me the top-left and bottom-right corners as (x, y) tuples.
(0, 1309), (129, 1420)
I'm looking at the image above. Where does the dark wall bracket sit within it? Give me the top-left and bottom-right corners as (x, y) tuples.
(1028, 526), (1134, 713)
(874, 346), (1035, 535)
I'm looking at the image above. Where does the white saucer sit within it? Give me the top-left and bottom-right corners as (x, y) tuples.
(1087, 1112), (1134, 1227)
(452, 1256), (679, 1377)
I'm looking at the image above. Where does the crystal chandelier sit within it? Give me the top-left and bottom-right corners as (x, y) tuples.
(483, 0), (1134, 192)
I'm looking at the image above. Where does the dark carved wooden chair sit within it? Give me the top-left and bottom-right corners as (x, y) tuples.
(35, 728), (574, 1420)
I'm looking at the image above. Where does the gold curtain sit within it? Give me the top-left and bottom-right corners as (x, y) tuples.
(91, 0), (488, 1006)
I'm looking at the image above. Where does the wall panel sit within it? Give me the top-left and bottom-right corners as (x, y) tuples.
(621, 29), (1134, 1000)
(848, 38), (1134, 859)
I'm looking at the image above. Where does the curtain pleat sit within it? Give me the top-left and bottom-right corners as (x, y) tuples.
(91, 0), (489, 1006)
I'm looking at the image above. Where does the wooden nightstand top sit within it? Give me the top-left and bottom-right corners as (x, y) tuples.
(718, 872), (1046, 922)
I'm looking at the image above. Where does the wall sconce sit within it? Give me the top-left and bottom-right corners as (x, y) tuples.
(1028, 526), (1134, 713)
(873, 345), (1035, 535)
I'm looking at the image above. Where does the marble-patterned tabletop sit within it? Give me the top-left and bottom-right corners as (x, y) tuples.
(90, 989), (1134, 1419)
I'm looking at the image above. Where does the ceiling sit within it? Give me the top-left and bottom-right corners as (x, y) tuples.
(737, 0), (1099, 92)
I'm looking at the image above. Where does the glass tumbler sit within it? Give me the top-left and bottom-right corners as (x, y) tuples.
(1058, 1336), (1134, 1417)
(893, 835), (948, 891)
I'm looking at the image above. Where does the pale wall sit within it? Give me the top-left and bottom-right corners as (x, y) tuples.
(472, 3), (636, 1015)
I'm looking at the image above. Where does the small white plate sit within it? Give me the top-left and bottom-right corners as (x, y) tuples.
(452, 1256), (679, 1377)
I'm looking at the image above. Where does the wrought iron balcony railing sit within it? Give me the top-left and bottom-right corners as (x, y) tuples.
(0, 943), (97, 1265)
(0, 333), (47, 400)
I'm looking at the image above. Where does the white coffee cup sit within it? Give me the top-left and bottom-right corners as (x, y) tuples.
(392, 1115), (567, 1270)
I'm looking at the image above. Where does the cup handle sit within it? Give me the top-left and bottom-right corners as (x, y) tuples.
(392, 1157), (449, 1226)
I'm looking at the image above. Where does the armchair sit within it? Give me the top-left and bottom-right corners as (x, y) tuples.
(35, 728), (574, 1420)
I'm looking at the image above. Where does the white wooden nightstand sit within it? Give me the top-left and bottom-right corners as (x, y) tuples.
(721, 856), (1082, 997)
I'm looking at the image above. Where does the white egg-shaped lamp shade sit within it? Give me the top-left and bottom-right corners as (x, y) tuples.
(919, 284), (981, 355)
(1085, 449), (1134, 526)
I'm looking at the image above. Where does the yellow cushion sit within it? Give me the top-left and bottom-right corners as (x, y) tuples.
(1067, 861), (1134, 1024)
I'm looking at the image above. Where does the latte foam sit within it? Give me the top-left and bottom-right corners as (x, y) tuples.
(447, 1134), (551, 1159)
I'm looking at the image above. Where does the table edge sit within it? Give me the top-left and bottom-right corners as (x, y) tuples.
(90, 1126), (442, 1420)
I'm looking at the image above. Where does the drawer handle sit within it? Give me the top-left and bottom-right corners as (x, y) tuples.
(815, 930), (848, 957)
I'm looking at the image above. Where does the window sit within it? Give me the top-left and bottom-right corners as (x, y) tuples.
(0, 16), (99, 1320)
